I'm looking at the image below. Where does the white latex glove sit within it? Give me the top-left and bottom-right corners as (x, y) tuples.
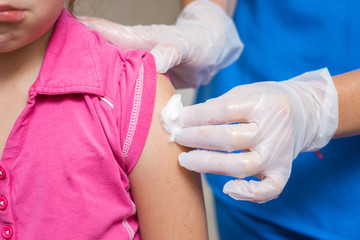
(163, 68), (338, 203)
(80, 0), (243, 88)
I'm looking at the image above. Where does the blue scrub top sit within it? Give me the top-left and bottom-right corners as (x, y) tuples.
(196, 1), (360, 239)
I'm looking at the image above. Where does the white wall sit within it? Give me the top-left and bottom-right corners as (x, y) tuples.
(75, 0), (180, 25)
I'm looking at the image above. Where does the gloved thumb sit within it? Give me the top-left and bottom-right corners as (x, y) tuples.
(150, 40), (184, 73)
(223, 174), (285, 203)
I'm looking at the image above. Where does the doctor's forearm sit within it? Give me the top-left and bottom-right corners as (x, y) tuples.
(181, 0), (237, 16)
(332, 69), (360, 138)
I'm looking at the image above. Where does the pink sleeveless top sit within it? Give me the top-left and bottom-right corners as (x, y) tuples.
(0, 9), (156, 240)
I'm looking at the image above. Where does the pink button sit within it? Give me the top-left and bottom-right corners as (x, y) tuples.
(0, 167), (6, 180)
(0, 196), (7, 210)
(2, 226), (13, 239)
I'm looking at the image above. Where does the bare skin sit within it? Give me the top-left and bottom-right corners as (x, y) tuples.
(0, 0), (64, 158)
(333, 69), (360, 138)
(0, 28), (52, 158)
(129, 74), (208, 240)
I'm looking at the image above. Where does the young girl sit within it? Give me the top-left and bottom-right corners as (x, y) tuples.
(0, 0), (207, 239)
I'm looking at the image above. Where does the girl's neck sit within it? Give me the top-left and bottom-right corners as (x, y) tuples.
(0, 29), (53, 91)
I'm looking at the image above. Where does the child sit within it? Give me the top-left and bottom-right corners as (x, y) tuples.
(0, 1), (207, 239)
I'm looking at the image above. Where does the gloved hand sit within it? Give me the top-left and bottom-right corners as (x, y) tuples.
(80, 0), (243, 88)
(169, 68), (338, 203)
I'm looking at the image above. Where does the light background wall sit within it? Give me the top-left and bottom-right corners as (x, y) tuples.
(74, 1), (218, 239)
(74, 0), (180, 25)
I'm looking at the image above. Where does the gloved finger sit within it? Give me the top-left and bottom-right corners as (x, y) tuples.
(150, 40), (183, 73)
(178, 150), (262, 179)
(175, 123), (258, 152)
(222, 174), (286, 203)
(179, 95), (259, 127)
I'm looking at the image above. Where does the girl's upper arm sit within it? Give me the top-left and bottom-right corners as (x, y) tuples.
(129, 73), (208, 240)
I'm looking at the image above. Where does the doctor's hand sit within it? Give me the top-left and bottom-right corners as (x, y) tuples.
(174, 69), (338, 203)
(79, 0), (243, 88)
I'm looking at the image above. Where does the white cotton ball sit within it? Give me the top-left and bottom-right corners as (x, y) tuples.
(161, 94), (184, 142)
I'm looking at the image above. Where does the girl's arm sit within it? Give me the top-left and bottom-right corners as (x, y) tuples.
(129, 74), (208, 239)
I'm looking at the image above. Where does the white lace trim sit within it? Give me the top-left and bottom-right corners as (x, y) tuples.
(122, 188), (137, 240)
(122, 64), (144, 160)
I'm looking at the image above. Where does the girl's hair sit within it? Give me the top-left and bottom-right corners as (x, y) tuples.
(67, 0), (76, 13)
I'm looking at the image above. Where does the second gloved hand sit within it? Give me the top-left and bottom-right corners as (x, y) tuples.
(173, 68), (338, 203)
(80, 0), (243, 88)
